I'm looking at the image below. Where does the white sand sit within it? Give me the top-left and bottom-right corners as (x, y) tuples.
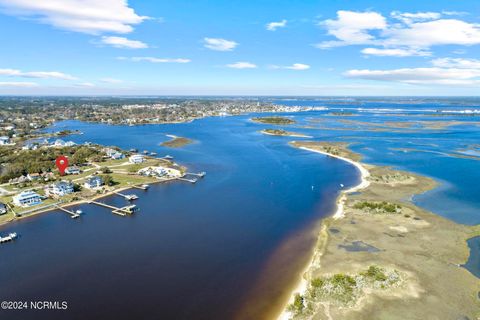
(277, 146), (370, 320)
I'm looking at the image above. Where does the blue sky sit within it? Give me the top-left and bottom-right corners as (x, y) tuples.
(0, 0), (480, 95)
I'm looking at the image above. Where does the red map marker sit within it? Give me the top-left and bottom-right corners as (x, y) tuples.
(56, 156), (69, 176)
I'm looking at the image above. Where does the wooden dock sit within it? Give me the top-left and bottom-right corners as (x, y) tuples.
(132, 184), (149, 190)
(112, 191), (138, 201)
(87, 200), (137, 216)
(177, 177), (197, 183)
(186, 171), (206, 178)
(54, 205), (80, 219)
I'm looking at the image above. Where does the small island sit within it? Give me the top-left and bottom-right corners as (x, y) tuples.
(280, 141), (480, 320)
(160, 135), (193, 148)
(251, 116), (296, 125)
(260, 129), (312, 138)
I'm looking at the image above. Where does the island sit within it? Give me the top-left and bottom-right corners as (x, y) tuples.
(279, 141), (480, 320)
(160, 135), (194, 148)
(251, 116), (296, 125)
(260, 129), (312, 138)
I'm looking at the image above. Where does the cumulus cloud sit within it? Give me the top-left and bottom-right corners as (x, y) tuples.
(119, 56), (191, 63)
(345, 58), (480, 85)
(317, 11), (386, 48)
(203, 38), (238, 51)
(266, 19), (287, 31)
(0, 68), (76, 80)
(101, 36), (148, 49)
(317, 10), (480, 57)
(0, 0), (148, 34)
(271, 63), (310, 70)
(226, 62), (257, 69)
(0, 81), (38, 87)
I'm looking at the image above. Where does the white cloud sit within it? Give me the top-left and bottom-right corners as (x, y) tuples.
(361, 47), (430, 57)
(120, 56), (191, 63)
(431, 58), (480, 69)
(100, 78), (123, 84)
(345, 58), (480, 86)
(226, 62), (257, 69)
(76, 82), (95, 87)
(101, 36), (148, 49)
(203, 38), (238, 51)
(266, 19), (287, 31)
(317, 11), (386, 48)
(271, 63), (310, 70)
(0, 81), (38, 87)
(0, 0), (148, 34)
(317, 10), (480, 57)
(390, 11), (441, 24)
(0, 68), (76, 80)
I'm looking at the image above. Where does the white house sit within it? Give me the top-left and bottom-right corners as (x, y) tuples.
(45, 181), (74, 197)
(111, 152), (125, 160)
(0, 136), (11, 145)
(13, 191), (42, 207)
(0, 202), (7, 215)
(129, 154), (145, 164)
(65, 166), (81, 175)
(84, 176), (104, 189)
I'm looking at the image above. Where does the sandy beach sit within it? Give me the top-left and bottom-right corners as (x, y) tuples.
(277, 145), (370, 320)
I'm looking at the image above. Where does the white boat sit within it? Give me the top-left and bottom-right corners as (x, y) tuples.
(76, 210), (83, 214)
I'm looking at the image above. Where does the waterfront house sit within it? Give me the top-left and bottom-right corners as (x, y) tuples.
(45, 181), (74, 197)
(27, 173), (41, 181)
(12, 190), (42, 207)
(0, 136), (11, 145)
(129, 154), (145, 164)
(0, 203), (7, 215)
(111, 152), (125, 160)
(84, 176), (104, 189)
(65, 166), (81, 175)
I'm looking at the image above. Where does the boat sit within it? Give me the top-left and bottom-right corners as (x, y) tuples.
(76, 209), (83, 214)
(164, 155), (173, 159)
(125, 194), (139, 201)
(150, 152), (157, 156)
(0, 232), (17, 243)
(143, 150), (149, 154)
(129, 148), (138, 152)
(141, 184), (149, 189)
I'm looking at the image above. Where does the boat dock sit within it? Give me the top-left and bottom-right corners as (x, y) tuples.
(0, 232), (17, 244)
(54, 205), (81, 219)
(185, 171), (206, 178)
(113, 191), (138, 201)
(132, 184), (149, 190)
(177, 177), (197, 183)
(87, 200), (137, 216)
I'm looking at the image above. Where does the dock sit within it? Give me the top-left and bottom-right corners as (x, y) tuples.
(113, 191), (138, 201)
(132, 184), (149, 190)
(177, 177), (197, 183)
(54, 205), (81, 219)
(87, 200), (138, 216)
(0, 232), (17, 244)
(185, 171), (206, 178)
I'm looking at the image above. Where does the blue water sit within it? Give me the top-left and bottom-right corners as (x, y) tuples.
(1, 98), (479, 319)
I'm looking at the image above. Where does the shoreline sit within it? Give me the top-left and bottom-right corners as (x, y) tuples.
(276, 141), (480, 319)
(0, 177), (178, 229)
(276, 145), (371, 320)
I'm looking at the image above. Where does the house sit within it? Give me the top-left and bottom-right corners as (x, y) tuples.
(41, 172), (55, 181)
(65, 166), (81, 175)
(13, 191), (42, 207)
(111, 152), (125, 160)
(129, 154), (145, 164)
(54, 139), (65, 147)
(45, 181), (74, 197)
(27, 173), (41, 181)
(64, 141), (76, 147)
(103, 148), (117, 157)
(0, 202), (7, 215)
(0, 136), (11, 145)
(84, 176), (103, 189)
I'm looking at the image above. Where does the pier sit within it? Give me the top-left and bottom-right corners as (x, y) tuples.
(185, 171), (206, 178)
(54, 205), (81, 219)
(87, 200), (137, 216)
(177, 177), (197, 183)
(113, 191), (138, 201)
(132, 184), (149, 190)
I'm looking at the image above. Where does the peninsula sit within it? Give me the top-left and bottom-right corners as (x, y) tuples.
(279, 141), (480, 320)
